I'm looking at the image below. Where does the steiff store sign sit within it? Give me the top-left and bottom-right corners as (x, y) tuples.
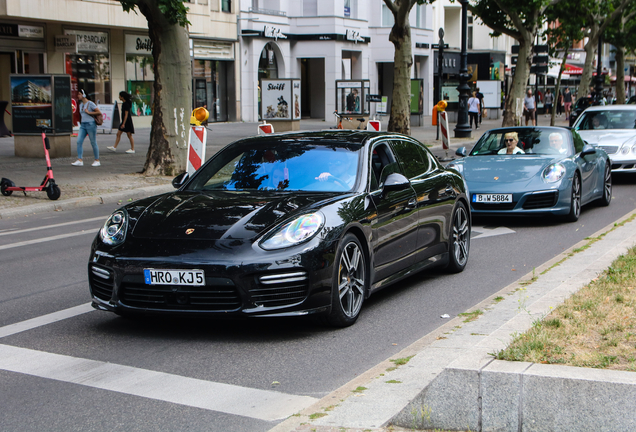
(64, 30), (108, 53)
(125, 34), (153, 55)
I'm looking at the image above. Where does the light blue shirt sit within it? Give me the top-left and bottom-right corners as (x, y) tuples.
(79, 101), (97, 124)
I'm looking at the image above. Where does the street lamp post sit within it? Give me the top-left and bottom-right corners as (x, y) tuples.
(454, 0), (472, 138)
(437, 28), (444, 141)
(595, 36), (604, 104)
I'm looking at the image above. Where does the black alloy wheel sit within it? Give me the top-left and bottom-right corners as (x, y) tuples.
(598, 162), (612, 207)
(565, 174), (581, 222)
(446, 202), (470, 273)
(324, 233), (367, 327)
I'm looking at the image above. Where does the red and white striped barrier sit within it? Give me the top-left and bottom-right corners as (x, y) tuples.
(258, 122), (275, 135)
(367, 119), (381, 131)
(439, 111), (450, 151)
(187, 126), (207, 176)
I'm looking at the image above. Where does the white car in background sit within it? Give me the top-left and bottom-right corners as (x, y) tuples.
(572, 105), (636, 173)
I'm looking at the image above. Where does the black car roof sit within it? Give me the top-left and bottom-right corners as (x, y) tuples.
(232, 130), (405, 147)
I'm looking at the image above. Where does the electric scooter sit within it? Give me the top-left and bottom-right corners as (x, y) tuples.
(1, 124), (61, 201)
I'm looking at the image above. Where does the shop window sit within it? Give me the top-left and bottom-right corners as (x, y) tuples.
(65, 54), (111, 105)
(193, 59), (229, 122)
(126, 55), (154, 116)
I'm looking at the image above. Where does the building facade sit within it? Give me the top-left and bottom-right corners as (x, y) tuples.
(239, 0), (435, 123)
(0, 0), (239, 131)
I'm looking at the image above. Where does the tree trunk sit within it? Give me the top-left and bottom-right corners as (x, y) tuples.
(577, 27), (599, 100)
(137, 0), (192, 176)
(616, 46), (626, 104)
(551, 45), (569, 126)
(387, 1), (413, 135)
(502, 38), (533, 126)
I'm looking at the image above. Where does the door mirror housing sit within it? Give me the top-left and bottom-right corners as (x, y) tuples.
(580, 144), (596, 157)
(382, 172), (411, 193)
(456, 147), (467, 157)
(172, 172), (189, 189)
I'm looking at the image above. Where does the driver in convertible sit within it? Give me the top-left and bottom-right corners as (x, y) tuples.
(316, 157), (356, 187)
(498, 132), (525, 154)
(549, 132), (568, 154)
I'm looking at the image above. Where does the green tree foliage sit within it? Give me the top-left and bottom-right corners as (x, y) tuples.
(543, 0), (586, 125)
(471, 0), (562, 126)
(118, 0), (192, 176)
(574, 0), (633, 101)
(603, 3), (636, 103)
(382, 0), (432, 135)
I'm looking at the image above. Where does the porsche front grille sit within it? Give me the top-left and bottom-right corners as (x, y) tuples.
(120, 277), (241, 311)
(251, 272), (309, 307)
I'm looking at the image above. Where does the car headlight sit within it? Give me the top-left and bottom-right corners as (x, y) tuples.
(260, 213), (324, 250)
(621, 144), (631, 155)
(542, 163), (566, 183)
(100, 210), (128, 246)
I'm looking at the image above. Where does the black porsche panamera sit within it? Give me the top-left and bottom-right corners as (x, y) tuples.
(89, 130), (471, 327)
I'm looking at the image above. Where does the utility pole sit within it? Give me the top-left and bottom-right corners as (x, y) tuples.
(454, 0), (471, 138)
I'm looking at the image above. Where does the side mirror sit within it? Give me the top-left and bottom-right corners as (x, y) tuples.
(382, 172), (411, 193)
(580, 144), (596, 157)
(456, 147), (467, 157)
(172, 172), (189, 189)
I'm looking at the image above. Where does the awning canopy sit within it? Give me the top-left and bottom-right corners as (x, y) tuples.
(564, 63), (583, 75)
(548, 59), (571, 79)
(610, 75), (636, 82)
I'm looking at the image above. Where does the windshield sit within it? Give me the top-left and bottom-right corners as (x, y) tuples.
(576, 110), (636, 130)
(575, 98), (593, 110)
(470, 129), (574, 157)
(185, 142), (361, 192)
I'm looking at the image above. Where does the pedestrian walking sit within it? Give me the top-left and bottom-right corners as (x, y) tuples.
(468, 91), (480, 129)
(72, 89), (101, 167)
(557, 91), (564, 116)
(523, 89), (536, 126)
(563, 88), (573, 120)
(476, 87), (484, 124)
(544, 89), (554, 118)
(108, 91), (135, 154)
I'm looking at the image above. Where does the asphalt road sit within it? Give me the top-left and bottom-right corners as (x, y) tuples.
(1, 175), (635, 431)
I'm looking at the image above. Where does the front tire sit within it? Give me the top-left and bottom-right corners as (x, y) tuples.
(597, 162), (612, 207)
(445, 202), (470, 273)
(324, 233), (367, 327)
(46, 182), (61, 200)
(565, 173), (581, 222)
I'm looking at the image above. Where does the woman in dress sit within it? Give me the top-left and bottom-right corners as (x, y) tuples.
(108, 91), (135, 154)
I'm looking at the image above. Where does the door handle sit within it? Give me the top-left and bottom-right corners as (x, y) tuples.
(406, 198), (417, 208)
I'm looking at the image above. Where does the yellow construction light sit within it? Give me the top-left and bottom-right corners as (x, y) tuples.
(190, 107), (209, 125)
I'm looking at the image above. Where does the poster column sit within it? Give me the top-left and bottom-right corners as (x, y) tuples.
(260, 78), (301, 132)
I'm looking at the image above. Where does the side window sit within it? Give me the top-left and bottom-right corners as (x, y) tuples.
(571, 130), (585, 153)
(391, 139), (430, 179)
(370, 142), (399, 190)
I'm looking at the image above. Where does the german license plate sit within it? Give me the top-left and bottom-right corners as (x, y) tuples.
(144, 269), (205, 286)
(473, 194), (512, 203)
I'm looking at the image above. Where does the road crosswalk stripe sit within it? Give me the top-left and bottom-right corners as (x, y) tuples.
(0, 343), (318, 421)
(0, 228), (99, 251)
(0, 303), (94, 339)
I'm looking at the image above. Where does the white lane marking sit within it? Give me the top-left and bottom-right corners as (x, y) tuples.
(0, 228), (99, 251)
(0, 303), (94, 339)
(0, 344), (318, 421)
(0, 216), (107, 237)
(471, 226), (516, 239)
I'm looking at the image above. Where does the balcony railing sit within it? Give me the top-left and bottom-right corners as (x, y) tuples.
(248, 7), (286, 17)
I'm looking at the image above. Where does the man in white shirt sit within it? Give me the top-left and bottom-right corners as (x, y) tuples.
(524, 89), (536, 126)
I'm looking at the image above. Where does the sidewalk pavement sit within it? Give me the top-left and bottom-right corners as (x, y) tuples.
(0, 113), (570, 219)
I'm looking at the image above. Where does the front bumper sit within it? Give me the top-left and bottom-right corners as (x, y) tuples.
(88, 236), (336, 318)
(468, 185), (570, 216)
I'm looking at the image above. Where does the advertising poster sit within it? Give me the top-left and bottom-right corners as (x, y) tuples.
(128, 81), (153, 116)
(11, 75), (52, 135)
(261, 79), (291, 120)
(336, 81), (362, 114)
(292, 80), (301, 120)
(97, 103), (115, 132)
(410, 79), (424, 114)
(53, 75), (73, 133)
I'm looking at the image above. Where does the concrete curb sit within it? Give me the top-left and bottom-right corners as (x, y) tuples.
(275, 211), (636, 432)
(0, 184), (174, 219)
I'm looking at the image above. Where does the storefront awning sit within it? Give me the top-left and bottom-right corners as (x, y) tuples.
(547, 59), (570, 79)
(564, 63), (583, 75)
(610, 75), (636, 82)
